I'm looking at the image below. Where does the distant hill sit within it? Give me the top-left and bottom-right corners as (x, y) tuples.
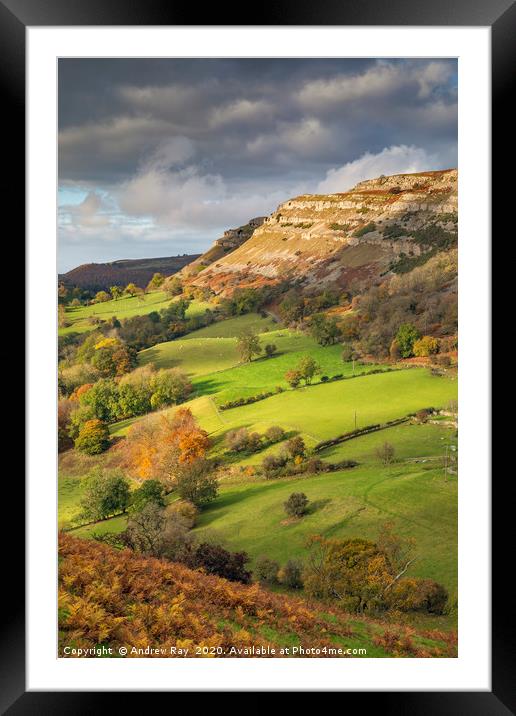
(59, 254), (201, 292)
(188, 169), (457, 296)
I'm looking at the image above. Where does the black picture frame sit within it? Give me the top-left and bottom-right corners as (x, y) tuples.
(4, 0), (508, 709)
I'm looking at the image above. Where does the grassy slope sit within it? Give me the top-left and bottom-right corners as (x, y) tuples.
(194, 422), (457, 601)
(59, 293), (210, 335)
(138, 313), (277, 375)
(59, 308), (458, 628)
(59, 533), (457, 658)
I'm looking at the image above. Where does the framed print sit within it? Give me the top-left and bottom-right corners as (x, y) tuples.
(4, 0), (511, 707)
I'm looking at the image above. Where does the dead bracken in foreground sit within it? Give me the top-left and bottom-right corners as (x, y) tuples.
(58, 533), (457, 658)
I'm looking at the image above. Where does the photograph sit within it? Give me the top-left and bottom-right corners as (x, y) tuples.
(56, 57), (460, 660)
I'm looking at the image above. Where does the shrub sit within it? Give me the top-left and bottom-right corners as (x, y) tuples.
(166, 500), (198, 529)
(130, 479), (166, 512)
(284, 492), (309, 518)
(285, 436), (305, 459)
(434, 354), (451, 367)
(304, 457), (325, 474)
(375, 442), (395, 465)
(264, 343), (277, 358)
(192, 543), (252, 584)
(255, 556), (280, 585)
(353, 222), (376, 238)
(226, 427), (252, 452)
(285, 368), (302, 388)
(320, 375), (329, 382)
(395, 324), (421, 358)
(279, 559), (304, 589)
(387, 578), (448, 615)
(413, 335), (440, 357)
(74, 419), (110, 455)
(80, 468), (130, 521)
(175, 459), (218, 506)
(265, 425), (285, 443)
(262, 453), (288, 479)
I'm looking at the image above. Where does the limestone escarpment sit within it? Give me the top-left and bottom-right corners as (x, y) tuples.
(187, 169), (457, 295)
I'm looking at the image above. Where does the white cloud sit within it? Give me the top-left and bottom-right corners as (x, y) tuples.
(316, 145), (440, 193)
(61, 191), (112, 228)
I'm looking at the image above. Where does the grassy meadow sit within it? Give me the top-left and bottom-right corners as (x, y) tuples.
(59, 291), (210, 335)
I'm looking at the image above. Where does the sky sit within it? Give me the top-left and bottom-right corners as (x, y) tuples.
(58, 58), (457, 272)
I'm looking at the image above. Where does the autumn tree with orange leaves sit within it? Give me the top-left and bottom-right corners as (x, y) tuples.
(124, 408), (211, 489)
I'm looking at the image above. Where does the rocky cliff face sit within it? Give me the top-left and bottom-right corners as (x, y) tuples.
(181, 216), (266, 277)
(188, 169), (457, 295)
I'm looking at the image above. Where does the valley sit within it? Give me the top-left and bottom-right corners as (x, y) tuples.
(58, 169), (458, 658)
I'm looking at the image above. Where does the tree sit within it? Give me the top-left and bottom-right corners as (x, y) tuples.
(192, 543), (252, 584)
(124, 502), (168, 556)
(395, 324), (421, 358)
(80, 468), (130, 520)
(255, 556), (280, 584)
(125, 283), (139, 297)
(110, 285), (123, 300)
(91, 337), (136, 377)
(166, 500), (198, 529)
(262, 453), (288, 478)
(285, 368), (302, 388)
(341, 344), (355, 362)
(164, 276), (183, 297)
(94, 290), (111, 303)
(303, 536), (391, 612)
(80, 378), (120, 422)
(175, 458), (218, 506)
(225, 427), (254, 453)
(124, 409), (209, 483)
(58, 304), (70, 328)
(413, 335), (440, 357)
(389, 339), (401, 361)
(297, 356), (320, 385)
(285, 436), (305, 459)
(236, 330), (262, 362)
(284, 492), (309, 518)
(265, 425), (285, 443)
(147, 272), (165, 290)
(264, 343), (277, 358)
(58, 399), (74, 452)
(279, 559), (304, 589)
(375, 442), (395, 465)
(74, 419), (110, 455)
(310, 314), (342, 346)
(149, 368), (193, 409)
(130, 479), (166, 512)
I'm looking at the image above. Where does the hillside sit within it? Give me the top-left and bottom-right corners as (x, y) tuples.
(189, 169), (457, 296)
(180, 216), (265, 278)
(60, 254), (200, 292)
(58, 533), (457, 658)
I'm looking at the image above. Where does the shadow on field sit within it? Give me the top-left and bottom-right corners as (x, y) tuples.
(306, 498), (332, 515)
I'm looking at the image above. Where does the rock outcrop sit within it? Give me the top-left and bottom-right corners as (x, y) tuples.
(187, 169), (457, 295)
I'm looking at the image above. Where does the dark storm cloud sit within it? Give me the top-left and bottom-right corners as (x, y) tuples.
(58, 58), (457, 271)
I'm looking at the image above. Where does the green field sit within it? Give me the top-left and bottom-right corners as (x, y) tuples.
(138, 313), (277, 375)
(59, 292), (211, 335)
(59, 300), (458, 627)
(193, 458), (457, 601)
(138, 312), (385, 399)
(61, 420), (458, 607)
